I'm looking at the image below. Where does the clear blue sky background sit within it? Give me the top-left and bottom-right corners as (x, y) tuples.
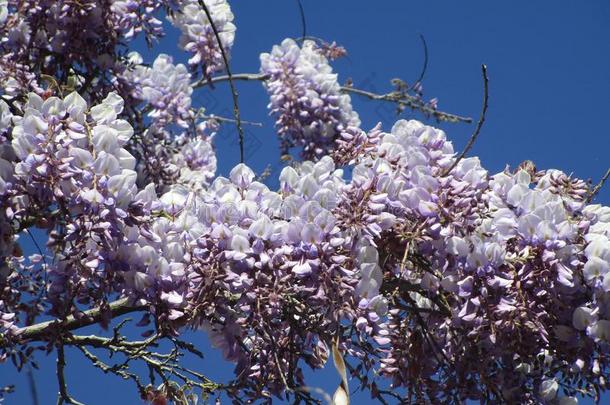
(2, 1), (610, 404)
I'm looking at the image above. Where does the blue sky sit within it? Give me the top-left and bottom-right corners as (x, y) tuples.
(3, 1), (610, 404)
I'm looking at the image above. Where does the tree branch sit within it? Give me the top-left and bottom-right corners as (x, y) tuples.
(56, 343), (85, 405)
(199, 112), (263, 127)
(193, 72), (472, 123)
(26, 365), (40, 405)
(193, 72), (269, 88)
(13, 298), (145, 344)
(586, 168), (610, 204)
(197, 0), (245, 163)
(342, 85), (471, 123)
(414, 34), (429, 87)
(442, 64), (489, 176)
(296, 0), (307, 41)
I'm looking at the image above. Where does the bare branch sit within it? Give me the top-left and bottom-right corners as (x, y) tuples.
(56, 343), (85, 405)
(73, 344), (146, 392)
(27, 365), (40, 405)
(586, 168), (610, 204)
(200, 113), (263, 127)
(193, 72), (269, 89)
(295, 386), (333, 405)
(193, 73), (472, 123)
(197, 0), (245, 163)
(13, 298), (145, 344)
(414, 34), (429, 87)
(66, 333), (219, 391)
(342, 85), (471, 123)
(297, 0), (307, 41)
(64, 333), (160, 350)
(442, 64), (489, 176)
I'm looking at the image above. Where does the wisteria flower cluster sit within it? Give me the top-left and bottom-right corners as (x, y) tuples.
(0, 0), (173, 102)
(132, 159), (366, 396)
(0, 0), (236, 136)
(118, 52), (218, 192)
(0, 1), (608, 404)
(169, 0), (236, 77)
(343, 120), (597, 403)
(1, 92), (151, 319)
(122, 53), (194, 128)
(260, 38), (361, 160)
(1, 92), (608, 403)
(133, 124), (217, 193)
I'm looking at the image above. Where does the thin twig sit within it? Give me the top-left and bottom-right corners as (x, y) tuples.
(414, 34), (429, 86)
(586, 168), (610, 204)
(65, 333), (160, 350)
(24, 229), (46, 266)
(194, 73), (472, 123)
(27, 365), (40, 405)
(66, 332), (220, 396)
(442, 64), (489, 176)
(193, 72), (268, 88)
(75, 345), (144, 390)
(25, 228), (49, 299)
(197, 0), (245, 162)
(342, 85), (472, 123)
(297, 0), (306, 41)
(56, 343), (85, 405)
(296, 386), (332, 405)
(201, 113), (263, 127)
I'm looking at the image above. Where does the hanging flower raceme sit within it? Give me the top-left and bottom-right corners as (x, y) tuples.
(260, 38), (360, 160)
(0, 78), (609, 405)
(110, 0), (166, 40)
(122, 53), (194, 128)
(135, 119), (608, 403)
(171, 126), (217, 191)
(169, 0), (236, 77)
(0, 91), (163, 320)
(130, 119), (217, 195)
(337, 120), (606, 403)
(131, 159), (369, 394)
(0, 0), (171, 102)
(0, 55), (42, 99)
(117, 52), (217, 194)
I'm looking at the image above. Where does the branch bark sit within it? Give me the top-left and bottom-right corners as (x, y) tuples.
(12, 298), (146, 344)
(56, 343), (85, 405)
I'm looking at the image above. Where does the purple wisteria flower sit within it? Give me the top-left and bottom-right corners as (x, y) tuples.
(122, 53), (193, 128)
(169, 0), (236, 77)
(0, 0), (171, 101)
(0, 2), (608, 397)
(260, 38), (360, 160)
(1, 104), (609, 403)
